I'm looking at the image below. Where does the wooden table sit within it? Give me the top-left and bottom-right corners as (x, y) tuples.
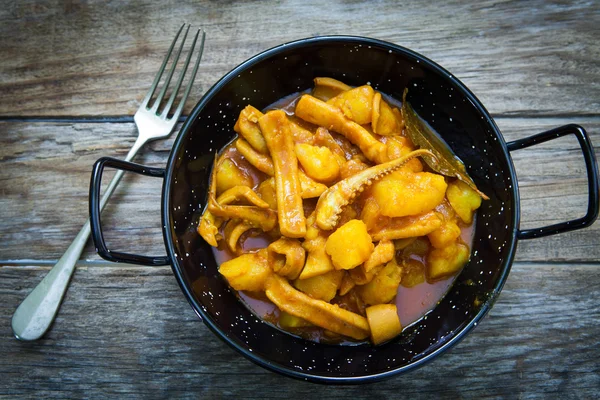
(2, 1), (599, 397)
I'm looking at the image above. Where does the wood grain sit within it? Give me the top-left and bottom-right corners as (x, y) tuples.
(1, 262), (598, 398)
(0, 0), (598, 117)
(1, 118), (598, 263)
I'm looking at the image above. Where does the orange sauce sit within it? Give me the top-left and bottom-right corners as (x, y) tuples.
(208, 90), (477, 343)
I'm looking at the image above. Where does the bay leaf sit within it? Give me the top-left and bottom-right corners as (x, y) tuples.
(401, 89), (489, 200)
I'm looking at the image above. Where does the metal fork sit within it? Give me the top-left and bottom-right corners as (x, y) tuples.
(11, 24), (206, 341)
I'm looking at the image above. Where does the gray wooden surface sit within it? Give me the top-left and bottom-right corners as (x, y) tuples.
(1, 0), (599, 398)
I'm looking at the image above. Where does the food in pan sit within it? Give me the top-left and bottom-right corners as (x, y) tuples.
(198, 77), (486, 345)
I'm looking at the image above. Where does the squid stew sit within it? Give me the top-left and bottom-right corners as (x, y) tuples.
(198, 78), (485, 345)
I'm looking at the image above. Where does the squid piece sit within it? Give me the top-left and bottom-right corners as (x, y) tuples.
(223, 220), (254, 254)
(198, 211), (222, 247)
(338, 272), (356, 296)
(234, 105), (268, 154)
(300, 235), (335, 279)
(363, 240), (395, 273)
(327, 85), (375, 125)
(207, 160), (277, 232)
(299, 212), (335, 279)
(370, 211), (443, 242)
(259, 110), (306, 238)
(315, 149), (435, 230)
(289, 120), (315, 144)
(235, 138), (275, 176)
(312, 77), (352, 101)
(313, 127), (347, 160)
(298, 169), (328, 199)
(268, 237), (306, 280)
(265, 275), (370, 340)
(216, 185), (270, 209)
(365, 304), (402, 345)
(295, 94), (387, 164)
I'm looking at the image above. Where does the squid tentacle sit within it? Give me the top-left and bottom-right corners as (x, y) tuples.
(315, 149), (436, 230)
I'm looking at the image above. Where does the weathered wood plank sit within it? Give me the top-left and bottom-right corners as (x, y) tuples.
(1, 118), (598, 263)
(1, 262), (598, 398)
(0, 0), (598, 117)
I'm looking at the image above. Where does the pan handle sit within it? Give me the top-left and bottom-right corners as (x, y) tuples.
(507, 124), (599, 240)
(89, 157), (170, 265)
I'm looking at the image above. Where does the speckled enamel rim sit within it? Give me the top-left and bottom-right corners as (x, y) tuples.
(162, 36), (520, 383)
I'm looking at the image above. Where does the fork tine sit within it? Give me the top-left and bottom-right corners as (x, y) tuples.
(160, 28), (200, 119)
(150, 24), (191, 113)
(140, 23), (185, 109)
(170, 29), (206, 121)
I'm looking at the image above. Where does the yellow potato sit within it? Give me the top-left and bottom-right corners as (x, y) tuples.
(279, 311), (312, 329)
(372, 93), (401, 136)
(327, 85), (375, 125)
(384, 136), (423, 172)
(400, 259), (426, 288)
(366, 304), (402, 345)
(427, 242), (470, 280)
(371, 171), (447, 217)
(215, 158), (253, 195)
(446, 180), (482, 224)
(293, 270), (344, 302)
(356, 259), (402, 305)
(257, 178), (277, 210)
(427, 219), (461, 249)
(219, 250), (272, 292)
(325, 219), (374, 270)
(295, 143), (341, 183)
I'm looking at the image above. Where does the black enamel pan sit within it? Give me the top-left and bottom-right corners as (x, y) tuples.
(89, 36), (599, 383)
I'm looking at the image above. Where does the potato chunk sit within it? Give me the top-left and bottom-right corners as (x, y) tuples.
(446, 180), (482, 224)
(371, 92), (401, 136)
(295, 143), (340, 183)
(400, 259), (426, 288)
(372, 171), (447, 217)
(427, 219), (461, 249)
(279, 311), (312, 329)
(325, 219), (374, 270)
(327, 85), (375, 125)
(427, 243), (470, 280)
(366, 304), (402, 345)
(215, 158), (253, 195)
(356, 259), (402, 305)
(293, 270), (344, 302)
(219, 250), (272, 291)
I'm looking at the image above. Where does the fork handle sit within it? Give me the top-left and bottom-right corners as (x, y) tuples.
(11, 137), (146, 341)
